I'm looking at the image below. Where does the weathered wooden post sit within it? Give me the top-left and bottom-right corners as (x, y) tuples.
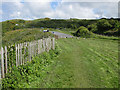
(43, 38), (45, 52)
(5, 46), (7, 74)
(19, 43), (22, 65)
(1, 47), (5, 78)
(15, 44), (18, 67)
(52, 38), (55, 50)
(40, 39), (43, 53)
(18, 44), (19, 66)
(29, 42), (31, 62)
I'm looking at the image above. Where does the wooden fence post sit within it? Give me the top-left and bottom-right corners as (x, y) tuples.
(40, 39), (43, 53)
(49, 38), (51, 51)
(0, 37), (55, 78)
(43, 39), (45, 52)
(20, 43), (22, 65)
(5, 46), (7, 74)
(29, 42), (31, 62)
(34, 41), (36, 56)
(15, 44), (18, 67)
(22, 43), (24, 65)
(18, 44), (19, 66)
(21, 43), (23, 65)
(52, 38), (55, 50)
(24, 42), (26, 64)
(38, 40), (40, 54)
(46, 38), (49, 52)
(1, 47), (5, 78)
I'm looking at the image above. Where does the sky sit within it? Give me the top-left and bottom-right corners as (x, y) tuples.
(0, 0), (119, 21)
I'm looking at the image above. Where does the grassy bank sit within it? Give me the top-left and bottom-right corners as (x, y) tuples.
(2, 28), (54, 46)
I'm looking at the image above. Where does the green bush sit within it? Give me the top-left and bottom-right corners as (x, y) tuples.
(75, 26), (93, 38)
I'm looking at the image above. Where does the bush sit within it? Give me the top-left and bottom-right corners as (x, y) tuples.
(75, 26), (93, 38)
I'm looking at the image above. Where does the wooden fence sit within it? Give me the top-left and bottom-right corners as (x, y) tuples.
(0, 37), (55, 78)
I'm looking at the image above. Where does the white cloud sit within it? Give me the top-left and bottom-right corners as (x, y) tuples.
(0, 10), (2, 14)
(2, 0), (119, 2)
(2, 1), (118, 21)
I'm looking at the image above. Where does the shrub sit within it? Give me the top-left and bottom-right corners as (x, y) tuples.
(75, 26), (93, 38)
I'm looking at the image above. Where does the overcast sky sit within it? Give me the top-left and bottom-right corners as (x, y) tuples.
(0, 0), (119, 21)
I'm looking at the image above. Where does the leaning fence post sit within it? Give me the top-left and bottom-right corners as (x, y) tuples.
(5, 46), (7, 74)
(1, 47), (5, 78)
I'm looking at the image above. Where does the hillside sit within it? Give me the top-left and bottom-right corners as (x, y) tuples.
(2, 18), (120, 37)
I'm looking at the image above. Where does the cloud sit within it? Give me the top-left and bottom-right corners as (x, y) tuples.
(1, 1), (118, 21)
(2, 0), (119, 2)
(43, 2), (99, 19)
(0, 10), (2, 15)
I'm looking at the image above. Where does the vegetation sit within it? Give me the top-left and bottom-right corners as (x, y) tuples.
(75, 26), (93, 38)
(2, 45), (61, 88)
(2, 18), (120, 37)
(2, 38), (118, 88)
(1, 18), (119, 88)
(2, 28), (54, 46)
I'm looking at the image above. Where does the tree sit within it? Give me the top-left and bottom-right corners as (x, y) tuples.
(97, 19), (112, 34)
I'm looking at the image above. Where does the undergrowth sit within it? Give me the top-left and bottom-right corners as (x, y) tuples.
(2, 43), (61, 88)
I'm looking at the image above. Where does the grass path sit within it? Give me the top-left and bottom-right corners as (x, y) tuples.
(29, 38), (118, 88)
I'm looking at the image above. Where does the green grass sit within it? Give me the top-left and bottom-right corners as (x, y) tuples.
(2, 37), (118, 88)
(91, 33), (119, 40)
(40, 38), (118, 88)
(2, 28), (54, 46)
